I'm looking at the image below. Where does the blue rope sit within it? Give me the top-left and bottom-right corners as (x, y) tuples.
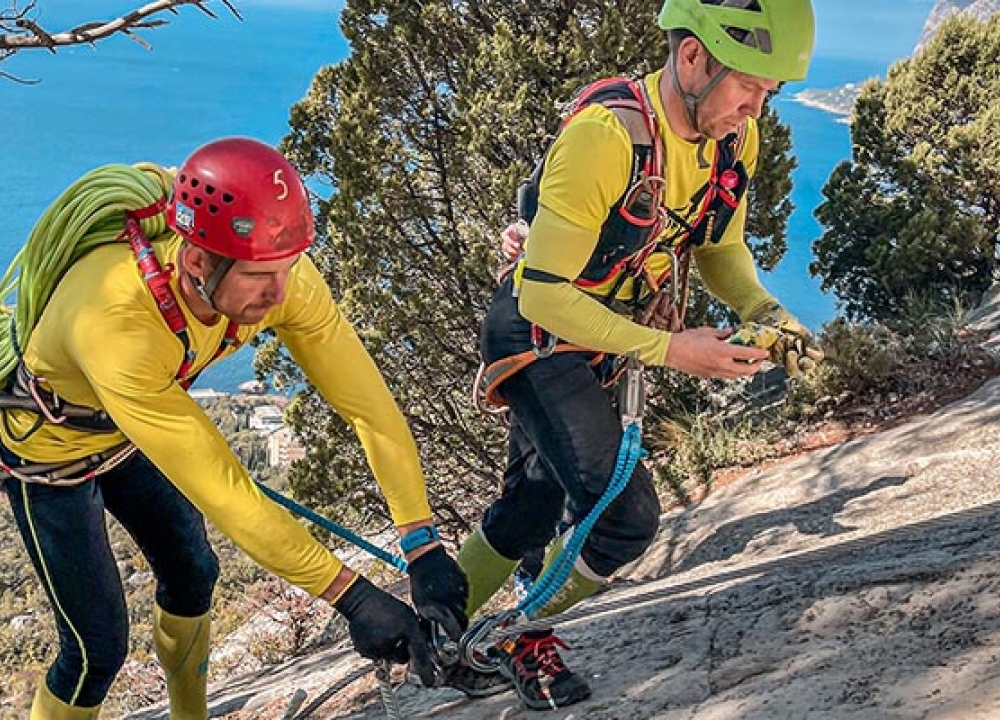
(255, 480), (409, 574)
(517, 421), (646, 618)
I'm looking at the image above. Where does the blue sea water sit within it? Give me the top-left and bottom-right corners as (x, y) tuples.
(0, 0), (934, 392)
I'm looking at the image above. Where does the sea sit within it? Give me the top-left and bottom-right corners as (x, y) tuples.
(1, 0), (936, 393)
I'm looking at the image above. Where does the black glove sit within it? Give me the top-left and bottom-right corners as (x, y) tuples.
(407, 546), (469, 641)
(334, 576), (437, 687)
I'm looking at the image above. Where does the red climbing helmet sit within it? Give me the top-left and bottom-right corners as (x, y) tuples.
(167, 137), (314, 261)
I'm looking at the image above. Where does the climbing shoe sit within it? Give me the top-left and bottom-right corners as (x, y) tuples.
(494, 630), (591, 710)
(411, 619), (513, 698)
(437, 652), (514, 697)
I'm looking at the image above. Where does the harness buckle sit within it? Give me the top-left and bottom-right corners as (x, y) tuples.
(619, 174), (666, 229)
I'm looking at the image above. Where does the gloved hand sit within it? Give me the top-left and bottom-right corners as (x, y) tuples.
(744, 302), (824, 377)
(334, 575), (437, 687)
(407, 546), (469, 641)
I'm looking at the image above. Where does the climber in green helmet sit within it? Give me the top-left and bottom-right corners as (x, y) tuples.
(659, 0), (815, 136)
(445, 0), (823, 711)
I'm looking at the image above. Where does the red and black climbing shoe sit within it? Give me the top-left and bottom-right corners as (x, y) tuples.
(494, 630), (591, 711)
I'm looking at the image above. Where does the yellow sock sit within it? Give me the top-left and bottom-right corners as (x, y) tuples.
(29, 683), (101, 720)
(535, 532), (604, 618)
(152, 605), (210, 720)
(457, 527), (519, 616)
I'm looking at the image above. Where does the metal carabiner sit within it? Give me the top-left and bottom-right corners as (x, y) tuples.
(619, 356), (646, 430)
(459, 609), (523, 673)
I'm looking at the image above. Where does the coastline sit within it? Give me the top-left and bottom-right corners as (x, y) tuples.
(790, 83), (864, 124)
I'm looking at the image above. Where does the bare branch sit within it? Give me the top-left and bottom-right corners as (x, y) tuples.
(0, 0), (242, 54)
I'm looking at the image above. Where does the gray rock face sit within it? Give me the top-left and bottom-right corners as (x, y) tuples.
(916, 0), (1000, 52)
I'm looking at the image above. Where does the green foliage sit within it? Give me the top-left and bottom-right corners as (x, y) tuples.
(747, 103), (797, 270)
(793, 318), (902, 401)
(651, 410), (776, 503)
(276, 0), (799, 532)
(811, 13), (1000, 322)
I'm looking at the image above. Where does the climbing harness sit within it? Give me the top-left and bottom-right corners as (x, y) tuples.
(0, 442), (137, 487)
(474, 76), (747, 412)
(473, 344), (606, 414)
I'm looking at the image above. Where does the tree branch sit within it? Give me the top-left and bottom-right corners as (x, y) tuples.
(0, 0), (242, 54)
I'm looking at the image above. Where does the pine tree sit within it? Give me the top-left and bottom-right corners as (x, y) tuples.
(269, 0), (800, 535)
(811, 13), (1000, 323)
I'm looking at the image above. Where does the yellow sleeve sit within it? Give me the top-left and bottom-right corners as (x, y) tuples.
(65, 303), (343, 598)
(538, 104), (634, 232)
(520, 206), (672, 366)
(273, 257), (433, 526)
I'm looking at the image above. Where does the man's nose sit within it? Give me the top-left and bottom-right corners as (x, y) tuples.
(743, 89), (768, 119)
(267, 278), (287, 305)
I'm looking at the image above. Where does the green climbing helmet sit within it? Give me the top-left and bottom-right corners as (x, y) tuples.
(658, 0), (815, 82)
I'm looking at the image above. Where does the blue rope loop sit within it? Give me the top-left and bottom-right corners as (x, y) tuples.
(517, 421), (646, 618)
(254, 480), (409, 574)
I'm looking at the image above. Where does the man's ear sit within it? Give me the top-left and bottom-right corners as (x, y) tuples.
(179, 242), (212, 279)
(676, 36), (704, 72)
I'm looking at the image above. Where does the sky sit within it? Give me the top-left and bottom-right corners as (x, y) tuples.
(811, 0), (936, 63)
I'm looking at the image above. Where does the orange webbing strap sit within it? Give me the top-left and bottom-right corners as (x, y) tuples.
(474, 345), (605, 414)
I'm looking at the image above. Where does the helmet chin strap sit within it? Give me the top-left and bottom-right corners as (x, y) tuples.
(190, 257), (235, 312)
(669, 52), (730, 136)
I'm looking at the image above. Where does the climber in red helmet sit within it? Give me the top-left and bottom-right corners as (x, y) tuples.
(0, 137), (467, 719)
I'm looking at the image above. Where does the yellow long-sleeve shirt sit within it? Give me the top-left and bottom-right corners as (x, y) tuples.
(518, 70), (777, 366)
(1, 236), (431, 596)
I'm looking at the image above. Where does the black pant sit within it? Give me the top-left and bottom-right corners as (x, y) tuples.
(2, 449), (219, 707)
(479, 279), (661, 577)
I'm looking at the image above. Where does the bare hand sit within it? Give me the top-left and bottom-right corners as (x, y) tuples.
(500, 221), (529, 262)
(664, 327), (769, 379)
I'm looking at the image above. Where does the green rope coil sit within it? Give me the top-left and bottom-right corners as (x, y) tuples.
(0, 162), (176, 385)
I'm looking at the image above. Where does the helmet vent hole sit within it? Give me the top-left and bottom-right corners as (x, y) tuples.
(194, 197), (203, 207)
(198, 229), (207, 238)
(205, 185), (216, 195)
(181, 191), (189, 201)
(190, 178), (200, 188)
(222, 192), (235, 204)
(209, 204), (219, 215)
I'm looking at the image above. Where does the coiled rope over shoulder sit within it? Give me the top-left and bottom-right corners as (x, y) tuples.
(0, 162), (175, 386)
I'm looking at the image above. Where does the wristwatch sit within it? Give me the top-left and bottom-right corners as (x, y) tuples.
(400, 525), (441, 554)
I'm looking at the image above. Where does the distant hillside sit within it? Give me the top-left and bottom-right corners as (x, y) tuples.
(794, 0), (999, 121)
(792, 83), (862, 122)
(915, 0), (1000, 52)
